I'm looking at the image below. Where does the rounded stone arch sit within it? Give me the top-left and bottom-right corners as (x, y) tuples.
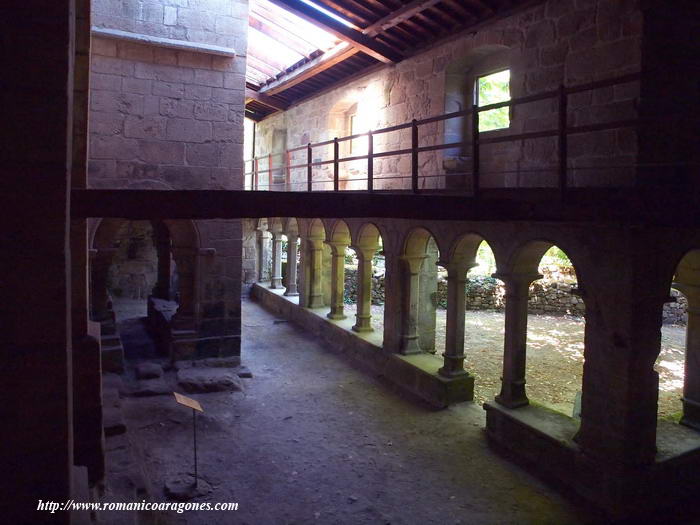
(328, 219), (351, 244)
(268, 217), (284, 234)
(670, 249), (700, 289)
(353, 222), (382, 250)
(89, 217), (200, 321)
(307, 218), (327, 240)
(448, 231), (501, 270)
(403, 226), (442, 257)
(283, 217), (299, 236)
(506, 237), (587, 289)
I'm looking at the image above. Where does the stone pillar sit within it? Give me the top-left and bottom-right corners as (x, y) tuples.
(308, 239), (325, 308)
(153, 224), (171, 300)
(90, 248), (117, 321)
(439, 262), (476, 377)
(270, 232), (284, 289)
(494, 273), (540, 408)
(676, 284), (700, 430)
(352, 246), (377, 332)
(400, 255), (427, 354)
(171, 248), (197, 324)
(284, 234), (299, 296)
(327, 242), (347, 320)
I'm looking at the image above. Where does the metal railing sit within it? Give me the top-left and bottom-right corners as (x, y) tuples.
(244, 72), (642, 196)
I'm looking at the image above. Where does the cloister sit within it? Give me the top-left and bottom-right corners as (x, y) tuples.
(4, 0), (700, 523)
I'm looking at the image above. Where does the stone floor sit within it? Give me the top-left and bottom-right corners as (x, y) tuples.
(119, 299), (598, 524)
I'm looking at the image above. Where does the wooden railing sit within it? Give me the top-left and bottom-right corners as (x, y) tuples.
(244, 72), (642, 196)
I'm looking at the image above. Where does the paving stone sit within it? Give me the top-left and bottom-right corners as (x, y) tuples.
(177, 367), (243, 393)
(135, 362), (164, 379)
(236, 365), (253, 378)
(132, 378), (171, 397)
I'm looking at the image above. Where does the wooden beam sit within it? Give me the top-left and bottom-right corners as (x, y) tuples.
(247, 55), (282, 78)
(70, 188), (700, 227)
(267, 0), (403, 63)
(259, 43), (360, 95)
(361, 0), (443, 37)
(248, 14), (317, 57)
(245, 88), (290, 111)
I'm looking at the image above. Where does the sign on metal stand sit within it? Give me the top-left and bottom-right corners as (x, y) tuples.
(174, 392), (203, 487)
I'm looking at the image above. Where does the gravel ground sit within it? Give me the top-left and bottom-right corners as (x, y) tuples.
(342, 304), (685, 419)
(121, 300), (591, 524)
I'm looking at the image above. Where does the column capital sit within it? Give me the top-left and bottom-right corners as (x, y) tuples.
(326, 241), (349, 256)
(308, 237), (325, 250)
(399, 254), (427, 274)
(351, 244), (378, 260)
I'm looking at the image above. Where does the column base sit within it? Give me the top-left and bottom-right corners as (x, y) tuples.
(270, 279), (283, 289)
(438, 366), (469, 378)
(351, 324), (373, 333)
(284, 291), (299, 297)
(494, 394), (529, 409)
(327, 312), (346, 320)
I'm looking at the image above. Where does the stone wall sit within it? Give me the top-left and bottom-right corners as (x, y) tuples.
(254, 0), (642, 190)
(88, 0), (248, 357)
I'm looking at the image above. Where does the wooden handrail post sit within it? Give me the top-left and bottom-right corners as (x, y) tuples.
(267, 153), (272, 190)
(472, 109), (480, 198)
(307, 142), (312, 192)
(411, 119), (418, 193)
(333, 137), (339, 191)
(254, 157), (259, 191)
(558, 84), (568, 196)
(285, 150), (291, 192)
(367, 130), (373, 192)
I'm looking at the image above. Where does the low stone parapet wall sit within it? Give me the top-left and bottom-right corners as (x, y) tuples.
(251, 283), (473, 408)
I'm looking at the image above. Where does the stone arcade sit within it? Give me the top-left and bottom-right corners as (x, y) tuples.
(2, 0), (699, 523)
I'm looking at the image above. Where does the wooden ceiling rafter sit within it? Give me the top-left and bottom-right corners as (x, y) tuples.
(267, 0), (403, 63)
(248, 16), (318, 57)
(362, 0), (443, 36)
(259, 43), (361, 95)
(245, 88), (291, 111)
(246, 0), (549, 122)
(250, 3), (336, 52)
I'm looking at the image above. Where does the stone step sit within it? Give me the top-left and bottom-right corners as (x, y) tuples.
(102, 343), (125, 374)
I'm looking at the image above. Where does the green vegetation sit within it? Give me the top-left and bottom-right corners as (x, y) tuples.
(477, 70), (510, 132)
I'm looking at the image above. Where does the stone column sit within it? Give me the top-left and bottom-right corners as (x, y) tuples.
(677, 284), (700, 430)
(494, 273), (540, 408)
(352, 246), (377, 332)
(153, 228), (171, 300)
(284, 234), (299, 296)
(171, 248), (197, 324)
(90, 248), (117, 321)
(326, 242), (348, 319)
(400, 255), (427, 354)
(270, 232), (284, 289)
(308, 239), (325, 308)
(439, 262), (476, 377)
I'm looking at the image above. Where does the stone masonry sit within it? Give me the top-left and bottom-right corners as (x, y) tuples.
(254, 0), (641, 191)
(89, 0), (248, 359)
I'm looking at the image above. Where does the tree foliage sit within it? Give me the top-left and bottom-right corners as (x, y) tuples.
(477, 70), (510, 132)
